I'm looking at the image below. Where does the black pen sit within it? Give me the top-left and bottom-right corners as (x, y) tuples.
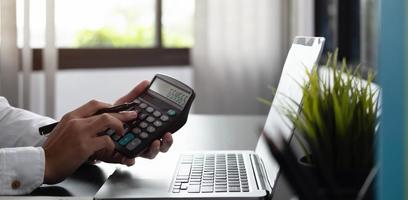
(39, 102), (138, 135)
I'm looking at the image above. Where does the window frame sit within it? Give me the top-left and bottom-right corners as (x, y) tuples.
(30, 0), (190, 70)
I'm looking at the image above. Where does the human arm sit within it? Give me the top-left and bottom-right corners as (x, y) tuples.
(0, 81), (174, 195)
(0, 97), (55, 195)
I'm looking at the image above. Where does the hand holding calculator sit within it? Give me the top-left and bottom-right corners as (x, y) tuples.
(39, 74), (195, 158)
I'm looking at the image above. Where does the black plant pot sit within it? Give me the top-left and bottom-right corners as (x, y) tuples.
(298, 156), (373, 200)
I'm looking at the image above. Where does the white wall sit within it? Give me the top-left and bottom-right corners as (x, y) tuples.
(26, 66), (193, 119)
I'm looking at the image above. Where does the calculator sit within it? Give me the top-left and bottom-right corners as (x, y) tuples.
(107, 74), (195, 158)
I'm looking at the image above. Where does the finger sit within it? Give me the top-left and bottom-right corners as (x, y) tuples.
(102, 152), (126, 164)
(71, 100), (112, 118)
(114, 80), (150, 105)
(103, 152), (135, 166)
(121, 157), (135, 166)
(90, 138), (116, 162)
(141, 140), (161, 159)
(160, 133), (173, 153)
(90, 135), (114, 154)
(86, 113), (126, 136)
(110, 111), (138, 122)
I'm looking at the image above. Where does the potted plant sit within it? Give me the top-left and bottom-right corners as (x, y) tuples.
(261, 50), (380, 199)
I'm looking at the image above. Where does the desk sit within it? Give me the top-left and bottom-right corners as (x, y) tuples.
(3, 114), (272, 199)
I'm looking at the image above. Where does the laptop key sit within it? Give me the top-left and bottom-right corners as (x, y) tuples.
(215, 187), (227, 192)
(188, 185), (200, 193)
(201, 186), (214, 193)
(178, 164), (191, 176)
(229, 187), (241, 192)
(172, 189), (180, 193)
(180, 183), (188, 190)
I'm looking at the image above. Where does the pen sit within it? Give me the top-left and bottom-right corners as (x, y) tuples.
(39, 102), (138, 135)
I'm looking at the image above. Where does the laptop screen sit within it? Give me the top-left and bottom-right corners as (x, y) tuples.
(254, 37), (325, 189)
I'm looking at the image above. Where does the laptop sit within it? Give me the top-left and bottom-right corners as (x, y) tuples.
(95, 36), (325, 199)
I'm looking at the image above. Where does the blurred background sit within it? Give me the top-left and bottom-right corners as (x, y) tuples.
(0, 0), (377, 118)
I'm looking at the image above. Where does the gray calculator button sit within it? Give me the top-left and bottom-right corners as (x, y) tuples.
(133, 99), (141, 104)
(138, 113), (148, 120)
(146, 116), (155, 123)
(160, 115), (169, 122)
(153, 111), (162, 117)
(111, 134), (121, 141)
(132, 127), (142, 134)
(146, 107), (154, 113)
(153, 121), (163, 127)
(139, 103), (148, 109)
(139, 132), (149, 139)
(126, 138), (141, 150)
(105, 128), (115, 136)
(147, 126), (156, 133)
(139, 122), (148, 129)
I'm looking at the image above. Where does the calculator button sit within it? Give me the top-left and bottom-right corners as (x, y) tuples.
(147, 126), (156, 133)
(131, 120), (140, 126)
(138, 113), (148, 120)
(111, 134), (121, 141)
(139, 122), (149, 129)
(153, 121), (163, 127)
(146, 116), (155, 123)
(160, 115), (169, 122)
(132, 127), (142, 134)
(153, 111), (162, 117)
(146, 107), (154, 113)
(139, 103), (148, 109)
(126, 138), (141, 150)
(139, 132), (149, 139)
(105, 128), (115, 136)
(133, 99), (141, 104)
(118, 133), (135, 146)
(167, 109), (176, 116)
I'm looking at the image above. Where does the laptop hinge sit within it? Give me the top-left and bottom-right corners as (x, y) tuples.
(250, 154), (273, 197)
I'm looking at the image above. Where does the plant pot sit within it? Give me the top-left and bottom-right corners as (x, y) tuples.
(298, 156), (373, 200)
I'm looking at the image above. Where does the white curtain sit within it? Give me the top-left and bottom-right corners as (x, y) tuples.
(0, 0), (57, 117)
(44, 0), (57, 117)
(193, 0), (314, 114)
(0, 0), (19, 107)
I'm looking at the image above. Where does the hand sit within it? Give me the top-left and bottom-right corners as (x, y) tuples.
(107, 80), (174, 165)
(42, 100), (138, 184)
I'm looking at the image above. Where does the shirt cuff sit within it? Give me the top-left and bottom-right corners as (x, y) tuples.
(0, 146), (45, 195)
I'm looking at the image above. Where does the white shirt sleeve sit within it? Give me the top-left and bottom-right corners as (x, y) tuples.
(0, 97), (56, 195)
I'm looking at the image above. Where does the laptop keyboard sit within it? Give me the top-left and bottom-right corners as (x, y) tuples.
(171, 153), (249, 193)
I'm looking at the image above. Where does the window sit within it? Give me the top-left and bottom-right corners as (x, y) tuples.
(16, 0), (194, 70)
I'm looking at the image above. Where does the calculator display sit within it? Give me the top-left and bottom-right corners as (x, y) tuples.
(150, 78), (191, 107)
